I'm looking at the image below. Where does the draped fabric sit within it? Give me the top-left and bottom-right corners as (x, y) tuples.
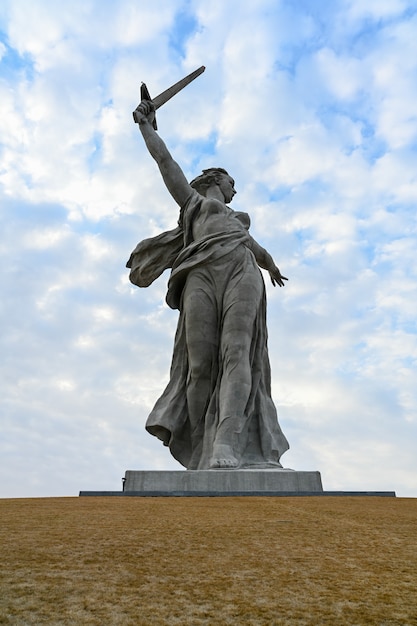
(127, 191), (289, 469)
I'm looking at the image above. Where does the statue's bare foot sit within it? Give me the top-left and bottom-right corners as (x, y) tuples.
(209, 444), (239, 469)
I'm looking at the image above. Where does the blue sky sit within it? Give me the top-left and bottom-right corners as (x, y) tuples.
(1, 0), (416, 497)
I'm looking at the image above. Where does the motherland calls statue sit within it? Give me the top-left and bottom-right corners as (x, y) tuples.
(127, 68), (289, 470)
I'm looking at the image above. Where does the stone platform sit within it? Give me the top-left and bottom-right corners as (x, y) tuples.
(79, 470), (396, 497)
(121, 469), (323, 495)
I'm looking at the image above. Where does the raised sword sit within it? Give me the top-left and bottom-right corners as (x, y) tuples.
(133, 66), (206, 130)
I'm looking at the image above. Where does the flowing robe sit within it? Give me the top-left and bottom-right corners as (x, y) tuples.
(127, 190), (289, 469)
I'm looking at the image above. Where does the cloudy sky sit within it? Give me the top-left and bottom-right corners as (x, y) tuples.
(1, 0), (416, 498)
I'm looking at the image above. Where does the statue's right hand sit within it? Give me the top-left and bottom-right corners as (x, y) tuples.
(135, 99), (155, 125)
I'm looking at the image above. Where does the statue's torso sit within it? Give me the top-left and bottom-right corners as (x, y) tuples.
(192, 198), (237, 241)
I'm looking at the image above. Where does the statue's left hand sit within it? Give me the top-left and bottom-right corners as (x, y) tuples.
(269, 266), (288, 287)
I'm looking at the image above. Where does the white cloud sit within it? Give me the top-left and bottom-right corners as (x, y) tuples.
(315, 48), (365, 100)
(345, 0), (408, 21)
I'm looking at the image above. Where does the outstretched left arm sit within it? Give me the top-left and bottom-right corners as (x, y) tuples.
(247, 237), (288, 287)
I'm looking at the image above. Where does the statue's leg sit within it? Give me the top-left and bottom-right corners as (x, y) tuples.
(210, 256), (263, 468)
(182, 272), (218, 445)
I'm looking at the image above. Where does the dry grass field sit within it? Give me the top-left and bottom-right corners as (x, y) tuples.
(0, 496), (416, 625)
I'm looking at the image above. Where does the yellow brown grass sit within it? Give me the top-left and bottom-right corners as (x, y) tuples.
(0, 496), (416, 625)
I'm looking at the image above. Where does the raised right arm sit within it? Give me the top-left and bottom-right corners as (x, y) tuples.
(136, 101), (193, 208)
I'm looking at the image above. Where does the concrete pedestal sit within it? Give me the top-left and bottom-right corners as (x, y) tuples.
(123, 469), (323, 495)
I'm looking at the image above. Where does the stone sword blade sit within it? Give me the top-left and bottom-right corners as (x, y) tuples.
(133, 65), (205, 130)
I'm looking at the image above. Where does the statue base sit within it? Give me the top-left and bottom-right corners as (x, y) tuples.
(122, 469), (323, 495)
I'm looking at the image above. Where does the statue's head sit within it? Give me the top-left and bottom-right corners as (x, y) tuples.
(190, 168), (236, 203)
(190, 168), (230, 194)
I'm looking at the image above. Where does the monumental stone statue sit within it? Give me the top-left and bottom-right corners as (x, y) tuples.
(127, 69), (289, 470)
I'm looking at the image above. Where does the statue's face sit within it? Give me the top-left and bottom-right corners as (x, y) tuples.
(218, 175), (236, 203)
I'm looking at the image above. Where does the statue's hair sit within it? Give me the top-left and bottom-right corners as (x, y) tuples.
(189, 168), (230, 195)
